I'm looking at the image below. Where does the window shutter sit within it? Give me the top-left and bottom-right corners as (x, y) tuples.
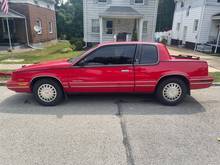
(130, 0), (134, 5)
(144, 0), (148, 5)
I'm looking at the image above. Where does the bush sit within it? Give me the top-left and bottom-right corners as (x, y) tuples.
(161, 38), (167, 45)
(60, 47), (73, 53)
(132, 32), (138, 41)
(69, 38), (85, 50)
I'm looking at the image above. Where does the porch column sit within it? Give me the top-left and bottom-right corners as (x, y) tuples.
(6, 17), (12, 50)
(99, 17), (103, 43)
(139, 18), (143, 41)
(215, 25), (220, 54)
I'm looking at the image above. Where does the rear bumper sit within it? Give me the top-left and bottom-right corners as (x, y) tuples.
(190, 76), (214, 89)
(7, 80), (31, 93)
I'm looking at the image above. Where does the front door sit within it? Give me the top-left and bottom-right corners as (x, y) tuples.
(69, 44), (137, 93)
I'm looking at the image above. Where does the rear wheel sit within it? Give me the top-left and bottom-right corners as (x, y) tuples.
(32, 79), (64, 106)
(156, 78), (187, 106)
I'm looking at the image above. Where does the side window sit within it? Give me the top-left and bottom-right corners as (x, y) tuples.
(82, 45), (136, 66)
(139, 45), (158, 64)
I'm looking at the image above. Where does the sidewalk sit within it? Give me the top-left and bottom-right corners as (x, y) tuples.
(168, 46), (220, 71)
(0, 64), (29, 70)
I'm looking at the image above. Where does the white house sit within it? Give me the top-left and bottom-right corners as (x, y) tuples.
(171, 0), (220, 53)
(83, 0), (159, 44)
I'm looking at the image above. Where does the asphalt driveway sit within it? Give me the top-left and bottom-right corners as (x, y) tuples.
(0, 87), (220, 165)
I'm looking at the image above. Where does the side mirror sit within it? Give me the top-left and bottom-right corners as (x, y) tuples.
(77, 59), (86, 67)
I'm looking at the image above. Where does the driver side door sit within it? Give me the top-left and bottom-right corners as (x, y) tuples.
(68, 44), (136, 93)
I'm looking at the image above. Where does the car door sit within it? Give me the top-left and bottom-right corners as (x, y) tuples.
(69, 44), (137, 93)
(134, 44), (160, 93)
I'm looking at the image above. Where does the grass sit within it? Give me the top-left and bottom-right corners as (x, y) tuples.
(210, 72), (220, 82)
(0, 41), (83, 64)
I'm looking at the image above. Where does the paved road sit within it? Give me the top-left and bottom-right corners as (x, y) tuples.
(0, 87), (220, 165)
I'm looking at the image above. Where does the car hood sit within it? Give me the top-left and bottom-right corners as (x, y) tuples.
(16, 59), (72, 72)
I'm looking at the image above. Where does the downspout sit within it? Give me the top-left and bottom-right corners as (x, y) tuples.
(152, 0), (159, 41)
(194, 0), (206, 51)
(83, 0), (88, 49)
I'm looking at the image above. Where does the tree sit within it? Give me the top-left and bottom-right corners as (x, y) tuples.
(56, 0), (83, 40)
(156, 0), (175, 32)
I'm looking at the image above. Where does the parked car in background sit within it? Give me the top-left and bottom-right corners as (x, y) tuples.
(6, 42), (213, 106)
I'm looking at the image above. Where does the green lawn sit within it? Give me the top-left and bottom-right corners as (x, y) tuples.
(210, 72), (220, 82)
(0, 41), (83, 64)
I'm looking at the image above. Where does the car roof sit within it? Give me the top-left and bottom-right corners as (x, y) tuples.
(98, 42), (163, 47)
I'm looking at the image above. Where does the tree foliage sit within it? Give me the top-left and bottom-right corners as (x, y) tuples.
(156, 0), (175, 32)
(56, 0), (83, 40)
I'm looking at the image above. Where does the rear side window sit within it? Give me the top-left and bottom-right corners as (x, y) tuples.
(83, 45), (136, 65)
(139, 45), (158, 64)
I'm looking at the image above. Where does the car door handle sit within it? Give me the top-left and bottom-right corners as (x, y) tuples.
(121, 70), (130, 73)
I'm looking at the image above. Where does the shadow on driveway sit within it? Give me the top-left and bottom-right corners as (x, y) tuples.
(0, 93), (206, 117)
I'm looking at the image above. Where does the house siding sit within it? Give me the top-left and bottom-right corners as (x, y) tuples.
(172, 0), (204, 43)
(10, 3), (57, 44)
(83, 0), (159, 43)
(199, 4), (220, 43)
(172, 0), (220, 45)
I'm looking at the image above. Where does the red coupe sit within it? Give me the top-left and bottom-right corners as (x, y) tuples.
(6, 42), (213, 106)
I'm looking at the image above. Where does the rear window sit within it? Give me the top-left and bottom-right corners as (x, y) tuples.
(139, 45), (158, 64)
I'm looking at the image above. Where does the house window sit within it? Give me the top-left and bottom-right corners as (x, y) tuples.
(218, 0), (220, 3)
(98, 0), (107, 3)
(92, 19), (100, 33)
(36, 19), (42, 34)
(186, 6), (191, 16)
(177, 23), (181, 31)
(135, 0), (144, 4)
(106, 20), (113, 34)
(48, 21), (53, 33)
(193, 19), (199, 32)
(143, 21), (148, 33)
(181, 1), (184, 8)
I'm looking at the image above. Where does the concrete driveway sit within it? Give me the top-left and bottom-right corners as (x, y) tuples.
(0, 86), (220, 165)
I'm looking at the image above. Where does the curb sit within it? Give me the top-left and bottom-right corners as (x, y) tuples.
(212, 83), (220, 86)
(0, 81), (6, 86)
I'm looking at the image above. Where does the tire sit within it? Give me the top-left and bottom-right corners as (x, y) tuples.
(32, 79), (64, 106)
(156, 78), (187, 106)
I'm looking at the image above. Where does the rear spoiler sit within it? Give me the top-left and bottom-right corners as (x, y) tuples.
(171, 54), (200, 60)
(0, 72), (12, 77)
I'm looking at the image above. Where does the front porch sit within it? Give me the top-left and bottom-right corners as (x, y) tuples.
(99, 6), (144, 43)
(207, 13), (220, 53)
(0, 9), (29, 51)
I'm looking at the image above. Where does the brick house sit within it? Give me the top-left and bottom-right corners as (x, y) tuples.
(0, 0), (57, 48)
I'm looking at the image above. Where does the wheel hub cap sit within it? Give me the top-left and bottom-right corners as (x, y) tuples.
(38, 84), (57, 102)
(163, 83), (182, 102)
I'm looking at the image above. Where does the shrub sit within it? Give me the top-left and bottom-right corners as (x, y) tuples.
(69, 38), (85, 50)
(60, 47), (73, 53)
(132, 32), (138, 41)
(161, 38), (167, 45)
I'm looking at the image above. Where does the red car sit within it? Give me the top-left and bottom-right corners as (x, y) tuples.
(6, 42), (213, 106)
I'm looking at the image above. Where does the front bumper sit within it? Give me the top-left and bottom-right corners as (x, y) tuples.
(7, 80), (31, 93)
(190, 76), (214, 89)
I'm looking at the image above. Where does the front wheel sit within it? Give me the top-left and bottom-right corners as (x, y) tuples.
(32, 79), (64, 106)
(156, 78), (187, 106)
